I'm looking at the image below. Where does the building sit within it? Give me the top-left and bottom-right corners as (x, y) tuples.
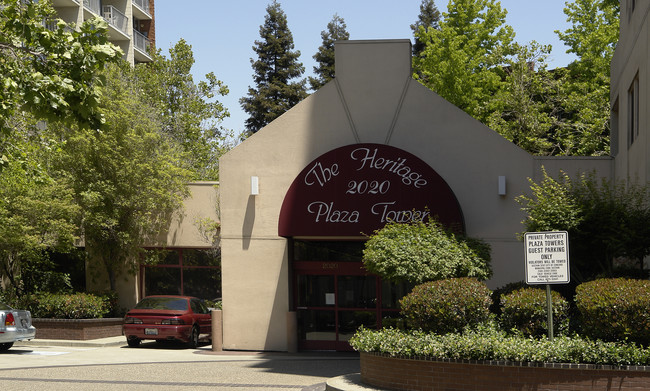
(218, 40), (612, 352)
(52, 0), (154, 65)
(611, 0), (647, 183)
(89, 0), (646, 353)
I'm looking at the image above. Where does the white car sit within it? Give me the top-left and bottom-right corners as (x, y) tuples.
(0, 300), (36, 351)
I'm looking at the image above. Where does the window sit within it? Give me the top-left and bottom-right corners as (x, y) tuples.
(142, 249), (221, 300)
(628, 74), (639, 147)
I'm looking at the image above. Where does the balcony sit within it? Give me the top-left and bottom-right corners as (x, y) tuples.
(82, 0), (100, 15)
(133, 28), (152, 63)
(132, 0), (151, 20)
(102, 4), (129, 39)
(51, 0), (80, 6)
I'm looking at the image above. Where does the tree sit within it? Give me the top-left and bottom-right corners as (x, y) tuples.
(0, 0), (123, 138)
(134, 39), (231, 180)
(56, 62), (192, 291)
(410, 0), (441, 58)
(240, 1), (307, 135)
(362, 218), (492, 284)
(552, 0), (619, 156)
(309, 14), (349, 91)
(485, 42), (568, 155)
(517, 169), (650, 281)
(413, 0), (515, 123)
(0, 127), (80, 298)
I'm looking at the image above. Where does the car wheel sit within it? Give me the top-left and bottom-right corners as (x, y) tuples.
(0, 342), (13, 352)
(126, 337), (141, 348)
(187, 326), (199, 349)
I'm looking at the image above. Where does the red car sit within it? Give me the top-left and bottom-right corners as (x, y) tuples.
(123, 295), (212, 348)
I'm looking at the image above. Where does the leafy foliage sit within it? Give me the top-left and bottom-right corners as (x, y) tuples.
(350, 325), (650, 366)
(518, 169), (650, 280)
(133, 39), (231, 180)
(399, 278), (492, 334)
(413, 0), (515, 122)
(499, 287), (570, 337)
(413, 0), (617, 156)
(0, 129), (80, 298)
(309, 14), (349, 91)
(516, 168), (582, 233)
(25, 292), (110, 319)
(411, 0), (441, 58)
(0, 0), (123, 136)
(576, 278), (650, 345)
(552, 0), (619, 156)
(240, 1), (307, 135)
(55, 62), (192, 291)
(362, 219), (492, 284)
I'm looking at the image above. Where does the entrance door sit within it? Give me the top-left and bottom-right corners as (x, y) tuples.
(292, 240), (410, 351)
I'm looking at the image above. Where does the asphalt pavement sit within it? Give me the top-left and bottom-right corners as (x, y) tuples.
(0, 337), (373, 391)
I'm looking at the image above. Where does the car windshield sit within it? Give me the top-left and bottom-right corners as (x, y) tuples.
(135, 297), (188, 311)
(0, 301), (11, 311)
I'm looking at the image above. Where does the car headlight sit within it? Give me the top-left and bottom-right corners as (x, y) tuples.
(124, 317), (143, 324)
(161, 318), (184, 325)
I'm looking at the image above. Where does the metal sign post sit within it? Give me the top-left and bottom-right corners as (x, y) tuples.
(524, 231), (570, 341)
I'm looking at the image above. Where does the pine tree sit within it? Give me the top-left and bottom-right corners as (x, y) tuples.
(411, 0), (441, 58)
(240, 1), (307, 135)
(309, 14), (350, 91)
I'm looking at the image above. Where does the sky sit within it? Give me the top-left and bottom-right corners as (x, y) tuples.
(155, 0), (576, 135)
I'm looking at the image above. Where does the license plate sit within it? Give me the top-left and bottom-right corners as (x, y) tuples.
(144, 328), (158, 335)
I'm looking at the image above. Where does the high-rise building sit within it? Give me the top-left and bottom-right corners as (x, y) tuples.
(51, 0), (154, 65)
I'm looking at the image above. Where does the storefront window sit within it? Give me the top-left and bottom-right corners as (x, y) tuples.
(142, 249), (221, 300)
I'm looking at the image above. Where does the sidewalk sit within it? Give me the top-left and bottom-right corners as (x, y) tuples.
(14, 337), (382, 391)
(19, 335), (127, 348)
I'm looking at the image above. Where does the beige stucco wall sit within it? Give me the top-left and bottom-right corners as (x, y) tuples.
(611, 1), (650, 183)
(219, 40), (614, 352)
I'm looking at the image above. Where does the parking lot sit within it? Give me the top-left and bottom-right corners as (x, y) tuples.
(0, 338), (360, 391)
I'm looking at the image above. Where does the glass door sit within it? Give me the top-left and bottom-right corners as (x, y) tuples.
(291, 240), (411, 351)
(295, 264), (378, 351)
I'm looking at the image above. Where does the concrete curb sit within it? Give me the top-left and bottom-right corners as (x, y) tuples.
(326, 373), (388, 391)
(16, 336), (126, 348)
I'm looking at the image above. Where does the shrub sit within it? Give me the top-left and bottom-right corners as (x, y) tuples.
(349, 327), (650, 366)
(399, 278), (492, 334)
(29, 292), (110, 319)
(500, 287), (569, 337)
(575, 278), (650, 345)
(490, 281), (526, 315)
(363, 219), (492, 284)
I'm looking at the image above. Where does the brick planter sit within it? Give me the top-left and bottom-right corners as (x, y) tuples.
(360, 352), (650, 391)
(32, 318), (123, 340)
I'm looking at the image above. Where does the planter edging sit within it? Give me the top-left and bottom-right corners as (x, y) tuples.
(32, 317), (124, 340)
(360, 352), (650, 391)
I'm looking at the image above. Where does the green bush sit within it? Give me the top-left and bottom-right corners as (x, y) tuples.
(500, 287), (569, 337)
(29, 292), (110, 319)
(490, 281), (527, 315)
(575, 278), (650, 345)
(399, 278), (492, 334)
(349, 326), (650, 366)
(363, 219), (492, 284)
(92, 290), (124, 317)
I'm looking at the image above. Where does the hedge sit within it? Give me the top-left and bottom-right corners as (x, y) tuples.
(399, 278), (492, 334)
(576, 278), (650, 345)
(350, 326), (650, 366)
(500, 287), (569, 337)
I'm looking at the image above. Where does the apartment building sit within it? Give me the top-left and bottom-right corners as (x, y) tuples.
(611, 0), (649, 183)
(51, 0), (154, 65)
